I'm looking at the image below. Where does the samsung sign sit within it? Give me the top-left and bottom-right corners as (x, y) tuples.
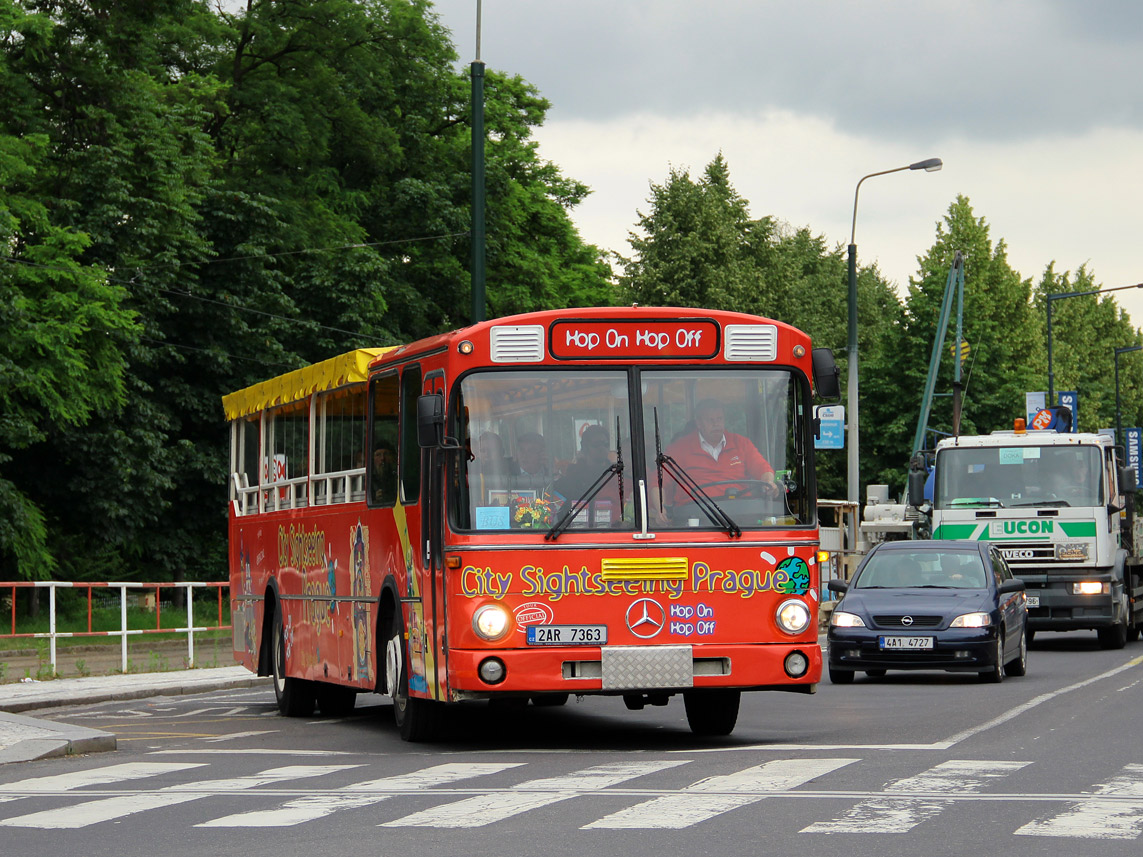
(1127, 428), (1143, 491)
(989, 520), (1054, 538)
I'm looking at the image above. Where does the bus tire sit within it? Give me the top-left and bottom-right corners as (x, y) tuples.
(384, 610), (443, 742)
(683, 689), (740, 737)
(272, 604), (315, 717)
(315, 682), (357, 717)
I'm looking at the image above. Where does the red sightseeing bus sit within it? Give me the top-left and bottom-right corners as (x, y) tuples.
(224, 307), (840, 740)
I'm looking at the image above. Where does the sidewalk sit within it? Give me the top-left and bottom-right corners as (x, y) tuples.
(0, 666), (269, 765)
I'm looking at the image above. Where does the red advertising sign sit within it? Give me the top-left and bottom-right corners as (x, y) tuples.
(550, 319), (720, 360)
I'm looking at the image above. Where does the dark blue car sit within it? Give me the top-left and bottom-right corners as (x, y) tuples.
(826, 540), (1027, 683)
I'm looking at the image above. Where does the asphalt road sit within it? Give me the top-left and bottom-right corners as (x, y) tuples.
(2, 630), (1142, 857)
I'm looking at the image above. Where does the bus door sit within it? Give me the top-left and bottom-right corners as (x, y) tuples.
(422, 371), (448, 700)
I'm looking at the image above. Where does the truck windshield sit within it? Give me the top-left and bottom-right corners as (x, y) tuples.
(934, 444), (1103, 509)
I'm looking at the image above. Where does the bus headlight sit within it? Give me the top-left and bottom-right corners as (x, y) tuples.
(950, 612), (992, 628)
(473, 604), (511, 641)
(776, 599), (812, 635)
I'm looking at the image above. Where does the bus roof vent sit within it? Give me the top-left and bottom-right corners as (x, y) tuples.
(723, 324), (777, 362)
(490, 324), (546, 363)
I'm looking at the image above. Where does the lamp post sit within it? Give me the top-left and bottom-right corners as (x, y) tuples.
(470, 0), (486, 323)
(1115, 345), (1142, 442)
(847, 158), (942, 515)
(1048, 282), (1143, 405)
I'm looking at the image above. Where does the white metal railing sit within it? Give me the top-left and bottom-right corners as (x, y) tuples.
(231, 468), (366, 516)
(1, 581), (230, 675)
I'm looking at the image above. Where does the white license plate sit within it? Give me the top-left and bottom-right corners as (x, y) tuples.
(526, 624), (607, 646)
(1026, 595), (1040, 608)
(879, 636), (934, 650)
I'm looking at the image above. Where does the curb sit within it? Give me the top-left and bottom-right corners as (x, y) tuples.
(0, 713), (117, 765)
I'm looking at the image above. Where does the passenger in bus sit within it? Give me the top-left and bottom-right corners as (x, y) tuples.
(371, 439), (397, 504)
(508, 432), (553, 493)
(554, 424), (622, 523)
(663, 398), (778, 504)
(473, 431), (510, 499)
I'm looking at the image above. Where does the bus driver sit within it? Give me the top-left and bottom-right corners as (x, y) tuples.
(663, 398), (778, 505)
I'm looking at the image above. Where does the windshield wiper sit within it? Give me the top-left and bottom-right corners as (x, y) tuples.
(653, 409), (741, 538)
(546, 418), (626, 542)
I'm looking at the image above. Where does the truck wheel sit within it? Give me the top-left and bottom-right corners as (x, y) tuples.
(272, 603), (315, 716)
(1098, 621), (1128, 650)
(384, 609), (443, 742)
(683, 689), (740, 736)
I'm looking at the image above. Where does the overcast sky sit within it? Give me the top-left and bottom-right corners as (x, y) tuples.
(430, 0), (1143, 324)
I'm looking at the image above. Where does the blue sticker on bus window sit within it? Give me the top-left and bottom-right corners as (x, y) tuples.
(475, 506), (511, 530)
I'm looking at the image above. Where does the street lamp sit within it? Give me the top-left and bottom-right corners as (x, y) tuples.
(1115, 345), (1142, 442)
(1048, 282), (1143, 405)
(847, 158), (942, 513)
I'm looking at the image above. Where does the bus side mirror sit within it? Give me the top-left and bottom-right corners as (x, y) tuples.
(812, 348), (841, 401)
(417, 394), (445, 448)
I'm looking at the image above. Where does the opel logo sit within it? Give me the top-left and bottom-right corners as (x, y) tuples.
(626, 598), (665, 639)
(901, 615), (914, 626)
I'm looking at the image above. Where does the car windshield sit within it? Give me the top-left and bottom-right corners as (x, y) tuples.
(855, 550), (988, 589)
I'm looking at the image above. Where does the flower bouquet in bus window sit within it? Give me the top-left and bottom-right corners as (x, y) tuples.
(512, 490), (558, 528)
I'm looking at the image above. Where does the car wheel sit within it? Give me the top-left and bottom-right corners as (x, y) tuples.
(978, 635), (1005, 683)
(1005, 624), (1028, 677)
(1098, 621), (1128, 650)
(829, 666), (854, 684)
(683, 689), (740, 737)
(272, 603), (315, 716)
(384, 609), (443, 742)
(865, 669), (887, 678)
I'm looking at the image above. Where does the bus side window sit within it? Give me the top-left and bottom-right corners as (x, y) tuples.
(370, 373), (400, 507)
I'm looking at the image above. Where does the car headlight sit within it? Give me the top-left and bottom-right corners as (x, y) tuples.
(950, 612), (992, 628)
(776, 599), (812, 634)
(472, 604), (511, 641)
(830, 610), (866, 628)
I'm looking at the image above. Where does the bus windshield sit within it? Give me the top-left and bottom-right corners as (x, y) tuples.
(454, 366), (810, 531)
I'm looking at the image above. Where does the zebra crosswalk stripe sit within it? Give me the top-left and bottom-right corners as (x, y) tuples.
(380, 761), (689, 828)
(0, 765), (359, 830)
(197, 763), (524, 828)
(0, 762), (206, 805)
(1015, 763), (1143, 840)
(801, 759), (1031, 834)
(584, 758), (859, 829)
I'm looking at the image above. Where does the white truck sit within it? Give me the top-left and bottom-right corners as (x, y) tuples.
(909, 425), (1143, 648)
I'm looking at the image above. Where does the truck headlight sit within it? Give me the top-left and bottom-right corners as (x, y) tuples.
(950, 612), (992, 628)
(1073, 581), (1109, 595)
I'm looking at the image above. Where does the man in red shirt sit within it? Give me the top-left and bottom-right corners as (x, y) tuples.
(663, 399), (778, 507)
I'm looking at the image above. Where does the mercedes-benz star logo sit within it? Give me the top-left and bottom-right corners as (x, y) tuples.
(626, 598), (665, 639)
(901, 615), (915, 626)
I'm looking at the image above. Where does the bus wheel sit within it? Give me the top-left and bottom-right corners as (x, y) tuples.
(683, 689), (740, 737)
(272, 604), (315, 717)
(384, 611), (443, 742)
(315, 682), (357, 717)
(530, 693), (570, 707)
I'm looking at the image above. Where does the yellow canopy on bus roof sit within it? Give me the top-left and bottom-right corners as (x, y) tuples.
(221, 347), (396, 420)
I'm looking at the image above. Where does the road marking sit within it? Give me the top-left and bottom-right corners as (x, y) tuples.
(1015, 763), (1143, 839)
(381, 761), (687, 828)
(0, 765), (358, 829)
(584, 758), (858, 829)
(149, 748), (353, 756)
(0, 763), (205, 805)
(802, 760), (1031, 834)
(198, 763), (523, 827)
(199, 731), (277, 743)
